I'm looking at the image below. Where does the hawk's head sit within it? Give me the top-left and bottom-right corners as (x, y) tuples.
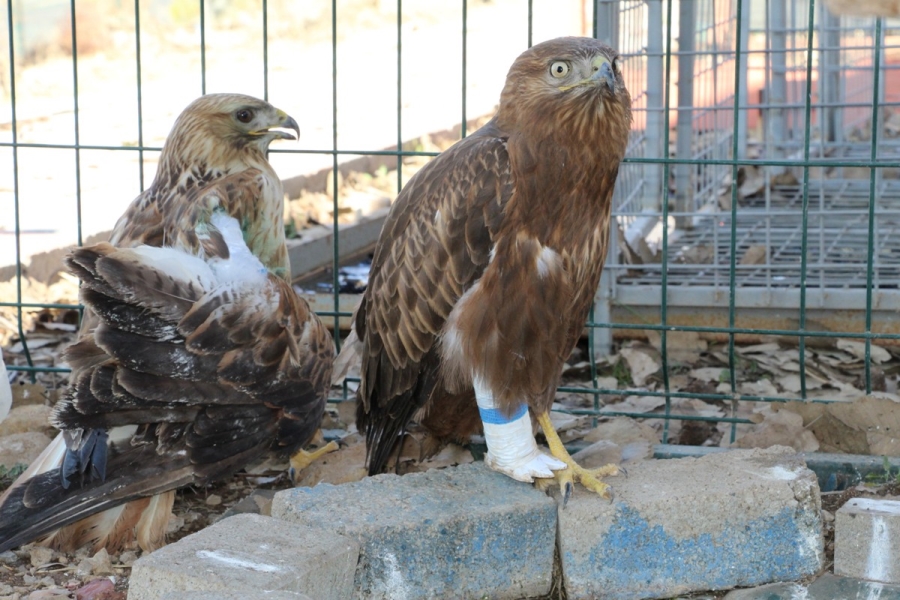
(496, 37), (631, 157)
(161, 93), (299, 169)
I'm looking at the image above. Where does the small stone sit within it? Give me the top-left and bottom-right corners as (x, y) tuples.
(73, 546), (91, 560)
(28, 547), (54, 568)
(71, 578), (116, 599)
(118, 551), (138, 566)
(204, 494), (222, 506)
(74, 559), (93, 578)
(21, 576), (35, 586)
(38, 577), (54, 587)
(88, 548), (113, 576)
(0, 583), (12, 595)
(165, 514), (185, 534)
(0, 550), (17, 564)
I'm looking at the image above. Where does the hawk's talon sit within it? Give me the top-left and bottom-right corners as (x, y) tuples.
(289, 440), (340, 485)
(534, 412), (622, 502)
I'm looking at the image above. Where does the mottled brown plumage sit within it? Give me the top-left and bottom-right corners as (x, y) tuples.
(352, 37), (631, 494)
(0, 94), (333, 553)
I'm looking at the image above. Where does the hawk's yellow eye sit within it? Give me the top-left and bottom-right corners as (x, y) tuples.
(235, 109), (254, 124)
(549, 61), (569, 78)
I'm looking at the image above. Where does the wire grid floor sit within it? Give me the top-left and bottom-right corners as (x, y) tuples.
(617, 179), (900, 291)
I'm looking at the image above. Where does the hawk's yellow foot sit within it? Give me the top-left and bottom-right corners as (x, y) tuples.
(289, 439), (340, 484)
(534, 412), (621, 504)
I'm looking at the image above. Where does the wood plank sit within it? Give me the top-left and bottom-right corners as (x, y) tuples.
(287, 207), (389, 280)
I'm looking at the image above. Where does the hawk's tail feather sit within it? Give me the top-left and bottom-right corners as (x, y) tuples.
(0, 438), (193, 554)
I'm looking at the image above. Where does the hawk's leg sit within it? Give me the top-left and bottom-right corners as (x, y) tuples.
(534, 411), (621, 502)
(289, 440), (340, 484)
(474, 377), (566, 482)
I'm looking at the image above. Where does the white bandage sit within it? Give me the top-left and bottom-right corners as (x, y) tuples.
(473, 376), (565, 482)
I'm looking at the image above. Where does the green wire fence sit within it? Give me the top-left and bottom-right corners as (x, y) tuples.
(1, 0), (898, 458)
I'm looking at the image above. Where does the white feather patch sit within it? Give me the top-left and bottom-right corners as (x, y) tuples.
(535, 245), (561, 279)
(128, 246), (217, 290)
(208, 212), (269, 286)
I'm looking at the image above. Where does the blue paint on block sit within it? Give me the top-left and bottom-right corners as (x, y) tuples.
(567, 504), (821, 600)
(272, 463), (558, 599)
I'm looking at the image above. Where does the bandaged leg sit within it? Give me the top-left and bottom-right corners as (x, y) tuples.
(474, 376), (566, 482)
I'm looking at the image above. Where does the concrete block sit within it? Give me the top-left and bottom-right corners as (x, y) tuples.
(835, 497), (900, 583)
(271, 462), (557, 599)
(724, 573), (900, 599)
(557, 446), (823, 600)
(129, 513), (358, 600)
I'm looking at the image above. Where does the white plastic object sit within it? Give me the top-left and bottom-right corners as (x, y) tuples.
(473, 376), (566, 482)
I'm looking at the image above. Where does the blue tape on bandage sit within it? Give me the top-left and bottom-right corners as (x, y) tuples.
(478, 403), (528, 425)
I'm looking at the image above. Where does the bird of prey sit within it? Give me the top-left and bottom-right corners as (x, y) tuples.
(351, 37), (632, 499)
(0, 94), (334, 553)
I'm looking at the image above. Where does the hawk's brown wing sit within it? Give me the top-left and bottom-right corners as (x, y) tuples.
(356, 127), (513, 472)
(0, 242), (332, 552)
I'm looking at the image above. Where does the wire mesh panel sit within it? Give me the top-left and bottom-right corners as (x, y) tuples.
(611, 2), (900, 322)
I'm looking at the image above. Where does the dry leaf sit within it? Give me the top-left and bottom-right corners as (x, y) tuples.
(837, 339), (891, 364)
(690, 367), (727, 383)
(736, 342), (781, 355)
(602, 395), (666, 415)
(780, 395), (900, 455)
(739, 379), (780, 397)
(619, 348), (660, 387)
(645, 329), (708, 364)
(777, 374), (823, 393)
(731, 409), (820, 452)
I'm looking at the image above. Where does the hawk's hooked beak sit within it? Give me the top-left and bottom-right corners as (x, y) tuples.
(591, 60), (616, 93)
(255, 110), (300, 140)
(559, 57), (617, 93)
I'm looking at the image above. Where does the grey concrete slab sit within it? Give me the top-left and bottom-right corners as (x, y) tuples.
(271, 462), (557, 600)
(724, 573), (900, 599)
(557, 446), (823, 600)
(162, 593), (312, 600)
(129, 513), (358, 600)
(835, 497), (900, 583)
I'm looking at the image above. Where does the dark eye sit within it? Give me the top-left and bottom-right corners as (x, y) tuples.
(235, 109), (254, 123)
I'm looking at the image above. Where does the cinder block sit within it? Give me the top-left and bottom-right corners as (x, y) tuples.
(835, 497), (900, 583)
(129, 513), (358, 600)
(557, 446), (823, 600)
(271, 462), (557, 599)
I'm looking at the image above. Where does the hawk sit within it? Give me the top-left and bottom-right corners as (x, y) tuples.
(0, 94), (334, 552)
(351, 37), (632, 499)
